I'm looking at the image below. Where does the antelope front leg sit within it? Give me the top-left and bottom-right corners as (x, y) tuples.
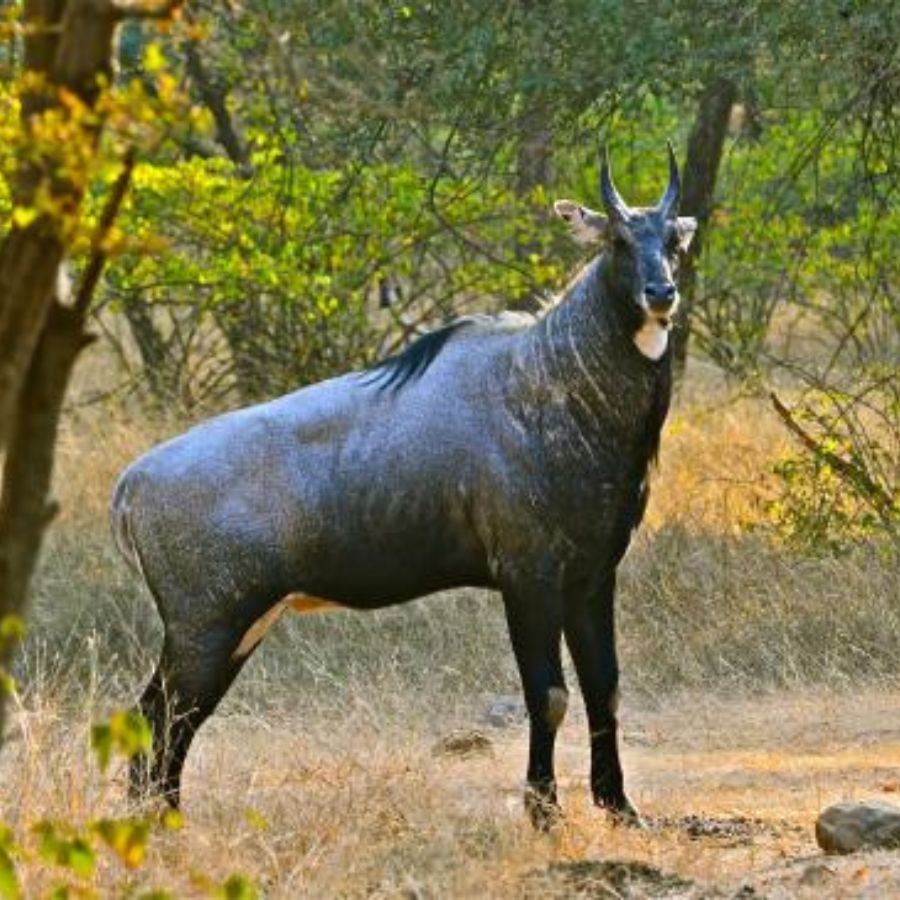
(563, 572), (641, 823)
(502, 586), (567, 830)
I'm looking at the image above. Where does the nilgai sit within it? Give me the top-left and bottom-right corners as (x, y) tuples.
(112, 144), (696, 827)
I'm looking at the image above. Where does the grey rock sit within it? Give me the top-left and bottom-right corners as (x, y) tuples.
(483, 695), (527, 727)
(732, 887), (760, 899)
(816, 800), (900, 854)
(799, 862), (836, 886)
(732, 887), (759, 899)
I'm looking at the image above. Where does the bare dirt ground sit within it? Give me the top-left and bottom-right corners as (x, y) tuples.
(8, 688), (899, 897)
(197, 688), (900, 898)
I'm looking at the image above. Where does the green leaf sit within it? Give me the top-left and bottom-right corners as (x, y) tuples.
(33, 822), (96, 878)
(90, 723), (112, 772)
(66, 839), (95, 879)
(0, 673), (16, 697)
(0, 848), (20, 900)
(91, 710), (152, 772)
(214, 874), (259, 900)
(0, 616), (25, 642)
(92, 817), (151, 869)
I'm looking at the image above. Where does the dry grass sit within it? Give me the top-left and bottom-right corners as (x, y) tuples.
(6, 687), (900, 896)
(4, 354), (899, 895)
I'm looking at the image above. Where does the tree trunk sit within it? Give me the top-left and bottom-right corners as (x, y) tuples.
(183, 27), (251, 173)
(0, 304), (92, 736)
(0, 235), (65, 452)
(121, 291), (177, 399)
(0, 0), (124, 450)
(672, 76), (738, 379)
(0, 0), (179, 744)
(513, 113), (553, 311)
(215, 301), (267, 401)
(516, 120), (553, 199)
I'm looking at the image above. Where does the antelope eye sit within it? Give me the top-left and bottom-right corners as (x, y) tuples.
(665, 230), (681, 254)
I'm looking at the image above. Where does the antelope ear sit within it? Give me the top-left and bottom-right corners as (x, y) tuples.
(675, 216), (698, 252)
(554, 200), (608, 244)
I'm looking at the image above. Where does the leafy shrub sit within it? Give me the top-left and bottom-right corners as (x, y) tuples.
(0, 705), (259, 899)
(686, 112), (899, 551)
(769, 379), (898, 552)
(103, 150), (562, 407)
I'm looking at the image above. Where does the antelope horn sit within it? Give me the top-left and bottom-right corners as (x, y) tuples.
(600, 147), (630, 222)
(658, 140), (681, 219)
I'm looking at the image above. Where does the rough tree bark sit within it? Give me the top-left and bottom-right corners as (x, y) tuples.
(0, 0), (180, 744)
(516, 118), (553, 199)
(1, 150), (136, 577)
(672, 76), (738, 379)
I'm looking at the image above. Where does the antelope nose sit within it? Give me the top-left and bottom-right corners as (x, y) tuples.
(645, 282), (677, 310)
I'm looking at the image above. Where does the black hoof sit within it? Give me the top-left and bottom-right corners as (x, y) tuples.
(525, 784), (562, 832)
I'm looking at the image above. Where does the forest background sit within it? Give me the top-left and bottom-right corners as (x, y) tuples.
(0, 0), (897, 895)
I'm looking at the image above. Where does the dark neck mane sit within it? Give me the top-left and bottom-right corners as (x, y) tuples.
(365, 318), (474, 391)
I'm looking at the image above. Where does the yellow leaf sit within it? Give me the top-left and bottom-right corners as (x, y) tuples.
(144, 44), (166, 75)
(243, 809), (270, 832)
(160, 809), (184, 831)
(11, 206), (37, 228)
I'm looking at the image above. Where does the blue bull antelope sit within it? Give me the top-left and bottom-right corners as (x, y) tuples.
(111, 145), (697, 828)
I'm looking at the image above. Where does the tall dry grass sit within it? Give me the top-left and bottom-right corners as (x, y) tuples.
(2, 354), (898, 895)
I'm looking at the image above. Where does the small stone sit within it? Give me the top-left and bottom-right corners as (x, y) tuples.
(816, 800), (900, 854)
(432, 729), (493, 758)
(483, 695), (526, 727)
(402, 876), (425, 900)
(732, 887), (758, 899)
(799, 862), (836, 886)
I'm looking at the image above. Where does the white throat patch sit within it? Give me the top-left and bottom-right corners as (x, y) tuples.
(634, 318), (670, 360)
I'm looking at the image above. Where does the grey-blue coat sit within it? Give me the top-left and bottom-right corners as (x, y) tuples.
(113, 150), (696, 827)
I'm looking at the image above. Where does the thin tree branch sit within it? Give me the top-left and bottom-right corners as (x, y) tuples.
(770, 390), (895, 519)
(73, 145), (137, 317)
